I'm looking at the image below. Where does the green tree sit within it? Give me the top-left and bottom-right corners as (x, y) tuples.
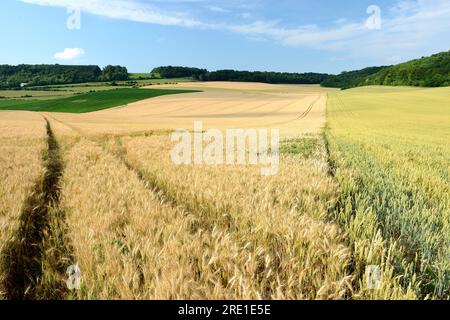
(100, 65), (129, 81)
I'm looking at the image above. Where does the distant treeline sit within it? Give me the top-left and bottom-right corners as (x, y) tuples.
(201, 70), (330, 84)
(0, 64), (129, 89)
(100, 65), (129, 82)
(3, 51), (448, 90)
(320, 66), (389, 89)
(151, 66), (208, 79)
(153, 51), (450, 89)
(322, 50), (450, 89)
(151, 66), (330, 85)
(362, 51), (450, 87)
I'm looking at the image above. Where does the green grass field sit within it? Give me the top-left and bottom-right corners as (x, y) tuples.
(0, 90), (72, 100)
(326, 86), (450, 299)
(0, 77), (196, 102)
(34, 77), (194, 88)
(0, 88), (199, 113)
(129, 72), (160, 79)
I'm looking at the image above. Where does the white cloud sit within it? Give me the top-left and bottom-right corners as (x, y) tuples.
(19, 0), (450, 63)
(226, 0), (450, 62)
(54, 48), (85, 61)
(19, 0), (206, 27)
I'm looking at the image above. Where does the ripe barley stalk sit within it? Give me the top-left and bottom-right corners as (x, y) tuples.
(0, 119), (73, 300)
(103, 134), (352, 299)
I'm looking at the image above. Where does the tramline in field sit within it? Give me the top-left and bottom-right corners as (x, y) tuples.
(0, 82), (449, 300)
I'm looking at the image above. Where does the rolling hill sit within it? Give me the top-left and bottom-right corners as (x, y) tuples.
(361, 51), (450, 87)
(321, 50), (450, 89)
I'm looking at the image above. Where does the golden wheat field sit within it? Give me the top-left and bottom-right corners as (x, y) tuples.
(0, 83), (448, 300)
(39, 82), (332, 137)
(0, 112), (47, 279)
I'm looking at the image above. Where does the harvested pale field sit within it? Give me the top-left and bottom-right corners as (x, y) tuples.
(41, 83), (332, 138)
(150, 81), (334, 92)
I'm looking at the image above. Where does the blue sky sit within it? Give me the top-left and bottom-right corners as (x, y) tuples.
(1, 0), (449, 74)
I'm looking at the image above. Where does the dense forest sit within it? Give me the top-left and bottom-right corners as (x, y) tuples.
(151, 66), (207, 79)
(152, 66), (330, 84)
(0, 64), (129, 89)
(153, 51), (450, 89)
(99, 65), (129, 82)
(361, 51), (450, 87)
(2, 50), (448, 90)
(322, 51), (450, 89)
(320, 66), (389, 89)
(201, 70), (330, 84)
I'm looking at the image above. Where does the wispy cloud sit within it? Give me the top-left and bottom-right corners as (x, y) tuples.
(19, 0), (207, 27)
(19, 0), (450, 61)
(54, 48), (85, 61)
(229, 1), (450, 52)
(206, 5), (230, 13)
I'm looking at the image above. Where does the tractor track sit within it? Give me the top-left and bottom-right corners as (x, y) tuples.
(1, 118), (73, 300)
